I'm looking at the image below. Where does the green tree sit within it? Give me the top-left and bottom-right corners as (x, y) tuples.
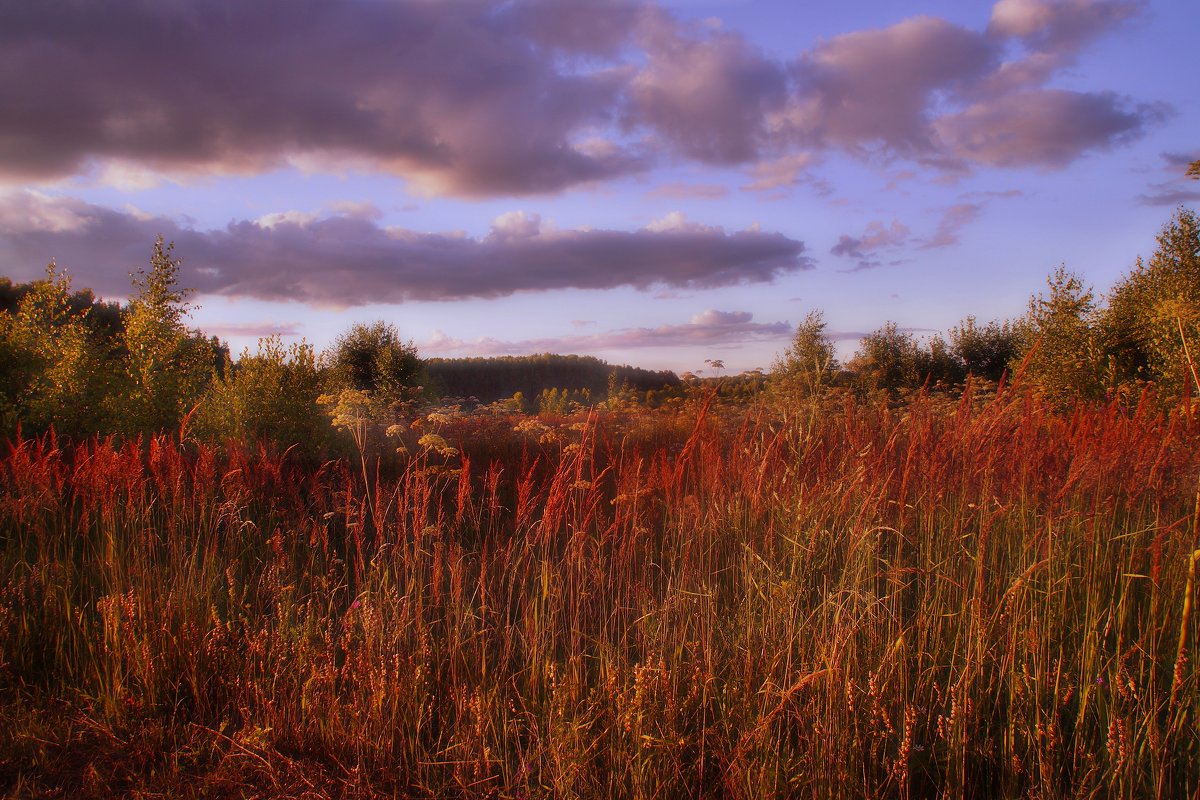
(1015, 265), (1103, 405)
(772, 310), (837, 394)
(948, 316), (1019, 382)
(327, 321), (424, 405)
(116, 237), (213, 433)
(195, 336), (328, 451)
(0, 263), (110, 435)
(848, 321), (922, 392)
(319, 322), (425, 476)
(1102, 207), (1200, 398)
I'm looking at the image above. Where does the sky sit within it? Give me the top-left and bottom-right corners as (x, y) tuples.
(1, 0), (1197, 374)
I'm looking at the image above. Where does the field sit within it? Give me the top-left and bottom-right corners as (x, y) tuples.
(1, 388), (1198, 798)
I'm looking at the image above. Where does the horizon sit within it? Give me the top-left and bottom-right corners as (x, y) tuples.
(0, 0), (1196, 374)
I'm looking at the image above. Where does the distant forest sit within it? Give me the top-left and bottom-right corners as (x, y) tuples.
(425, 354), (680, 406)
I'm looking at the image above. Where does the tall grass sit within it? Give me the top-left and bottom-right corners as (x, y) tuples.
(1, 389), (1197, 797)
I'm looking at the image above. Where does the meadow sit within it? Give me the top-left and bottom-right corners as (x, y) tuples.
(2, 385), (1197, 798)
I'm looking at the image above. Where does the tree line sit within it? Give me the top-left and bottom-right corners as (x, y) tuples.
(424, 354), (680, 408)
(0, 206), (1197, 448)
(775, 207), (1200, 406)
(0, 238), (423, 448)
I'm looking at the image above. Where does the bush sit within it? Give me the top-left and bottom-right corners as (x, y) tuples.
(948, 316), (1019, 383)
(1101, 208), (1200, 399)
(326, 321), (423, 404)
(0, 263), (111, 436)
(772, 310), (837, 394)
(195, 337), (328, 451)
(1013, 266), (1104, 406)
(115, 238), (215, 433)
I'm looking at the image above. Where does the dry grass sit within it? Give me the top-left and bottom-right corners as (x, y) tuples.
(1, 388), (1197, 798)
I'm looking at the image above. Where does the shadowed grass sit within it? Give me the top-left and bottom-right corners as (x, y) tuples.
(1, 389), (1197, 798)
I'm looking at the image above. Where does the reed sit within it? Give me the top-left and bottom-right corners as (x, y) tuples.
(1, 389), (1197, 798)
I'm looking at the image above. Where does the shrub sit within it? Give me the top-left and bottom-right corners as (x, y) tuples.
(195, 336), (328, 451)
(115, 237), (214, 433)
(0, 263), (111, 436)
(1101, 207), (1200, 398)
(772, 310), (837, 394)
(1013, 265), (1104, 405)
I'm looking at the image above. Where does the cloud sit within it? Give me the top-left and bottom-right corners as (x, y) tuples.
(422, 309), (792, 356)
(0, 0), (1161, 195)
(786, 16), (1001, 155)
(0, 0), (644, 196)
(933, 90), (1158, 169)
(743, 153), (824, 193)
(0, 192), (811, 305)
(1138, 151), (1200, 205)
(921, 203), (984, 249)
(1137, 188), (1200, 207)
(1162, 151), (1200, 170)
(204, 321), (305, 339)
(777, 3), (1156, 171)
(988, 0), (1143, 53)
(830, 220), (911, 260)
(645, 182), (730, 200)
(628, 9), (788, 164)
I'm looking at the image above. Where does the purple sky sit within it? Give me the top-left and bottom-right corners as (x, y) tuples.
(1, 0), (1196, 373)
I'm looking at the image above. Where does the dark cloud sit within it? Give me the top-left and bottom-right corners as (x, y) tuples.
(627, 9), (788, 164)
(778, 4), (1156, 171)
(0, 193), (810, 305)
(423, 308), (791, 355)
(0, 0), (643, 195)
(0, 0), (1162, 195)
(505, 0), (642, 56)
(933, 90), (1157, 169)
(788, 17), (1001, 155)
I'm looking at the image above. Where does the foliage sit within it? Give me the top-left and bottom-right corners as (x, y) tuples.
(425, 353), (679, 405)
(194, 336), (328, 451)
(326, 321), (424, 404)
(1013, 265), (1104, 406)
(948, 316), (1019, 382)
(1102, 208), (1200, 398)
(117, 237), (214, 433)
(848, 321), (925, 391)
(537, 386), (590, 414)
(0, 263), (110, 435)
(772, 310), (837, 394)
(0, 275), (124, 341)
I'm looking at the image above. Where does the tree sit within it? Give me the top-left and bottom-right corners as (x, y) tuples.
(195, 336), (328, 451)
(327, 321), (423, 404)
(847, 321), (922, 392)
(772, 310), (837, 394)
(948, 316), (1019, 382)
(117, 237), (214, 433)
(1015, 265), (1103, 405)
(320, 321), (425, 467)
(1102, 207), (1200, 398)
(0, 263), (110, 435)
